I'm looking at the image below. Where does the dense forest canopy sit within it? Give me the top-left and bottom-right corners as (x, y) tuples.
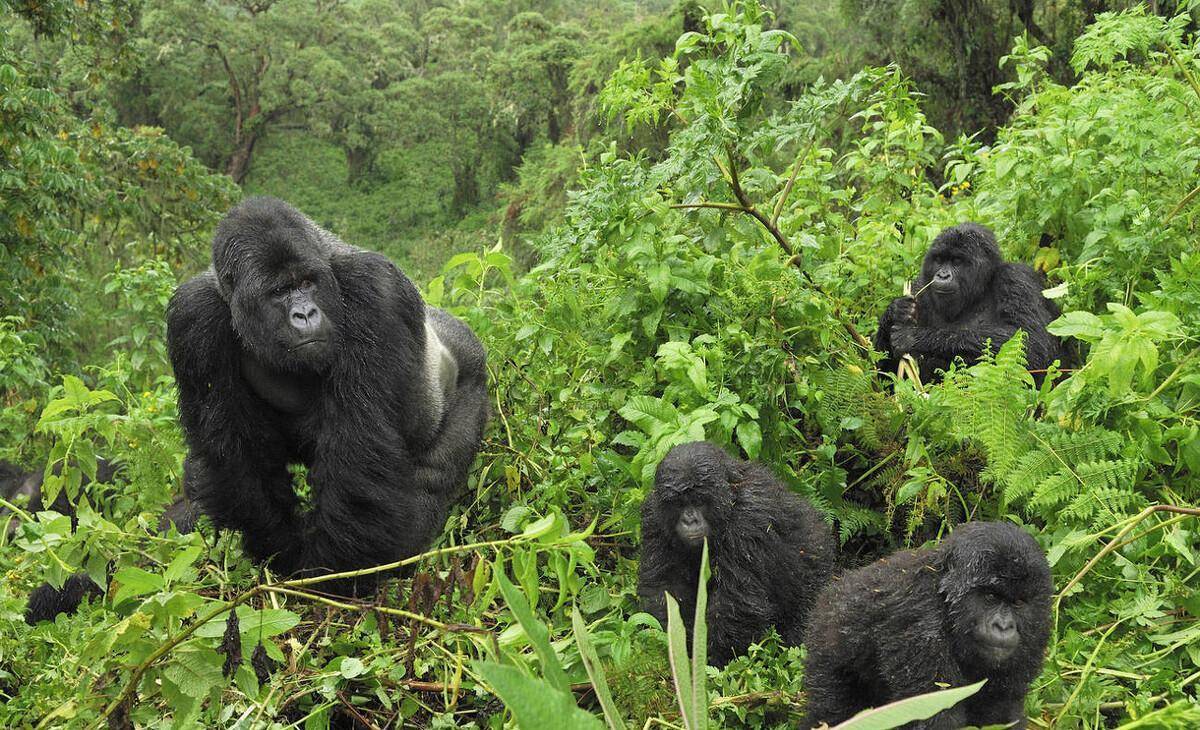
(1, 0), (1199, 727)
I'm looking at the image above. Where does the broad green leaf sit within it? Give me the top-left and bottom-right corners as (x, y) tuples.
(735, 420), (762, 459)
(195, 607), (301, 639)
(1047, 311), (1103, 340)
(112, 566), (164, 604)
(163, 545), (203, 583)
(571, 607), (626, 730)
(496, 562), (568, 692)
(162, 646), (225, 700)
(501, 504), (532, 533)
(832, 680), (985, 729)
(476, 662), (603, 730)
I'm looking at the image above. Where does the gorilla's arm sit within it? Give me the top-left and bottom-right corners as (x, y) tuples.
(872, 612), (968, 729)
(874, 295), (914, 373)
(636, 516), (698, 628)
(412, 307), (489, 496)
(167, 273), (299, 562)
(705, 497), (776, 665)
(25, 574), (103, 624)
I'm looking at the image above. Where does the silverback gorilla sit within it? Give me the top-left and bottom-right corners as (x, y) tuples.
(637, 442), (836, 666)
(875, 223), (1067, 382)
(166, 197), (488, 590)
(803, 522), (1052, 729)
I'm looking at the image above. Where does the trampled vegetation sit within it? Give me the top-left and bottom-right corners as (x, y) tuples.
(1, 1), (1199, 728)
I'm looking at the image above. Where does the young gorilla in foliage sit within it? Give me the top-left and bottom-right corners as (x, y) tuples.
(162, 197), (489, 592)
(637, 441), (836, 666)
(803, 521), (1052, 729)
(874, 223), (1067, 382)
(9, 459), (119, 623)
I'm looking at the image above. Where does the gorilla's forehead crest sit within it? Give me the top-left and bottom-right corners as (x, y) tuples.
(946, 521), (1051, 591)
(930, 222), (1001, 262)
(212, 196), (332, 286)
(655, 441), (730, 497)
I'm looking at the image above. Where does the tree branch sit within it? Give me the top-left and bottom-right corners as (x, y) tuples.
(674, 147), (871, 351)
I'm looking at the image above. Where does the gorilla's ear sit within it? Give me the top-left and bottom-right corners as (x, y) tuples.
(215, 269), (234, 302)
(935, 537), (980, 604)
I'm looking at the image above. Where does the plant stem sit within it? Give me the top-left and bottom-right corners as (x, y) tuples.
(1056, 504), (1200, 607)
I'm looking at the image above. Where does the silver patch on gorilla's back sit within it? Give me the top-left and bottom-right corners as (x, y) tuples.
(423, 318), (458, 429)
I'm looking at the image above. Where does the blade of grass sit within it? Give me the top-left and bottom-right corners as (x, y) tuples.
(571, 605), (627, 730)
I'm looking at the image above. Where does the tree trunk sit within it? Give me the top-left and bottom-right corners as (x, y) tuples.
(345, 146), (376, 186)
(226, 131), (258, 184)
(451, 164), (479, 213)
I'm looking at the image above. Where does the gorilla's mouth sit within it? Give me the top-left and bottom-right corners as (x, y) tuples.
(290, 338), (327, 351)
(978, 637), (1019, 664)
(930, 281), (958, 295)
(678, 527), (708, 543)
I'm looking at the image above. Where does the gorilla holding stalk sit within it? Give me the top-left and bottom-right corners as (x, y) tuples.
(803, 521), (1052, 729)
(637, 441), (836, 666)
(25, 197), (488, 621)
(875, 223), (1068, 382)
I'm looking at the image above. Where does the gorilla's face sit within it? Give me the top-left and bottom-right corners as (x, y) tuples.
(921, 224), (1002, 319)
(224, 230), (344, 373)
(940, 522), (1053, 669)
(958, 587), (1032, 665)
(653, 442), (738, 551)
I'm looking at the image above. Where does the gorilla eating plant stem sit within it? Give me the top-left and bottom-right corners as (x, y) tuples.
(670, 146), (873, 352)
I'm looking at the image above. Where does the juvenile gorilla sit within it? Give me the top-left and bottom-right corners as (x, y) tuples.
(803, 521), (1052, 729)
(166, 197), (488, 590)
(637, 442), (836, 666)
(9, 458), (120, 623)
(875, 223), (1066, 382)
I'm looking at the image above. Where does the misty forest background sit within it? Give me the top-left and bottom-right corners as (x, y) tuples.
(2, 0), (1200, 728)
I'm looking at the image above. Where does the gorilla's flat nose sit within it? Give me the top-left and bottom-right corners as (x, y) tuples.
(991, 613), (1016, 635)
(291, 306), (322, 334)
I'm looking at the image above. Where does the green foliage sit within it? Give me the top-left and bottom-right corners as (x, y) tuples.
(2, 2), (1199, 728)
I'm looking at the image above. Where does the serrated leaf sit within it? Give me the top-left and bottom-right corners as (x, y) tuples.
(162, 646), (225, 700)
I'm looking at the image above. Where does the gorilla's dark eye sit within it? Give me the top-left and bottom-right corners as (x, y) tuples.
(272, 285), (290, 297)
(299, 280), (314, 291)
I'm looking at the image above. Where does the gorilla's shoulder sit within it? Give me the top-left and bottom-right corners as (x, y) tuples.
(994, 261), (1046, 291)
(331, 251), (417, 296)
(167, 271), (227, 330)
(167, 271), (237, 379)
(425, 306), (486, 369)
(331, 251), (425, 331)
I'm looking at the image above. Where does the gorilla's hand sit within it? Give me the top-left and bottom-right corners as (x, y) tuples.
(890, 323), (918, 354)
(886, 296), (917, 326)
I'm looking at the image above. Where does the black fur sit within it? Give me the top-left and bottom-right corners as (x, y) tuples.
(637, 441), (836, 666)
(25, 574), (103, 624)
(803, 521), (1052, 729)
(167, 197), (488, 591)
(875, 223), (1067, 381)
(6, 459), (119, 623)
